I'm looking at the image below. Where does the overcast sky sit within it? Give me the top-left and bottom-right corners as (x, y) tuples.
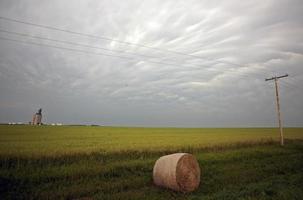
(0, 0), (302, 127)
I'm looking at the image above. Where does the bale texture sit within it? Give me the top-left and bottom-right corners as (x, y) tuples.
(153, 153), (200, 192)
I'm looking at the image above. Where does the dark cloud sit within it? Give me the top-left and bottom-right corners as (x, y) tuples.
(0, 0), (302, 127)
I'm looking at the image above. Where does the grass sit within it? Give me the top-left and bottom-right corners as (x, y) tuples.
(0, 125), (302, 199)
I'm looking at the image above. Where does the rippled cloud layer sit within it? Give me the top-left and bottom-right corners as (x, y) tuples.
(0, 0), (302, 126)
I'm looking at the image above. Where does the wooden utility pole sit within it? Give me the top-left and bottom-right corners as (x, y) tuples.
(265, 74), (288, 146)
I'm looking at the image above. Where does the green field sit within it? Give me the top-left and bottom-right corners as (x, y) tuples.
(0, 125), (303, 199)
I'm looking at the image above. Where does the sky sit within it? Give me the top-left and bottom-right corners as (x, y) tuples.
(0, 0), (302, 127)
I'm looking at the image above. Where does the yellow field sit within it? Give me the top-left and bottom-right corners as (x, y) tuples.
(0, 125), (302, 156)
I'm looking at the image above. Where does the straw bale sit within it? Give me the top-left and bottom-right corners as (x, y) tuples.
(153, 153), (200, 192)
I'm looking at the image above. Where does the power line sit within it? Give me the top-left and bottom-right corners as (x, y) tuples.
(0, 28), (274, 79)
(0, 34), (271, 84)
(281, 78), (302, 91)
(0, 28), (260, 75)
(0, 29), (158, 59)
(0, 16), (202, 57)
(0, 16), (249, 69)
(1, 35), (291, 95)
(0, 28), (210, 69)
(0, 35), (271, 89)
(0, 16), (287, 83)
(0, 36), (202, 69)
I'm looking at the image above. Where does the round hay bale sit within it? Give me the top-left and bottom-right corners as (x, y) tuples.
(153, 153), (200, 192)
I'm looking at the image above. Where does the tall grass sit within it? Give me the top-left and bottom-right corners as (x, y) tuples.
(1, 140), (302, 199)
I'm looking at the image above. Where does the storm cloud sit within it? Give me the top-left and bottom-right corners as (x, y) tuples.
(0, 0), (302, 127)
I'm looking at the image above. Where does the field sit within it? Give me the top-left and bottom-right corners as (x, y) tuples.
(0, 125), (303, 199)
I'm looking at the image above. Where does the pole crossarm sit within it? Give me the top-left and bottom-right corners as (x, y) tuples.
(265, 74), (288, 81)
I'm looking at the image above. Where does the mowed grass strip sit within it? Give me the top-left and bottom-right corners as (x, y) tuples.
(1, 139), (303, 200)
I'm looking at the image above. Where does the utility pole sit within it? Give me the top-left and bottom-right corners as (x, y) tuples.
(265, 74), (288, 146)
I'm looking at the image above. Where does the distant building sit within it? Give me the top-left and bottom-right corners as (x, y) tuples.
(51, 123), (62, 126)
(32, 108), (42, 125)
